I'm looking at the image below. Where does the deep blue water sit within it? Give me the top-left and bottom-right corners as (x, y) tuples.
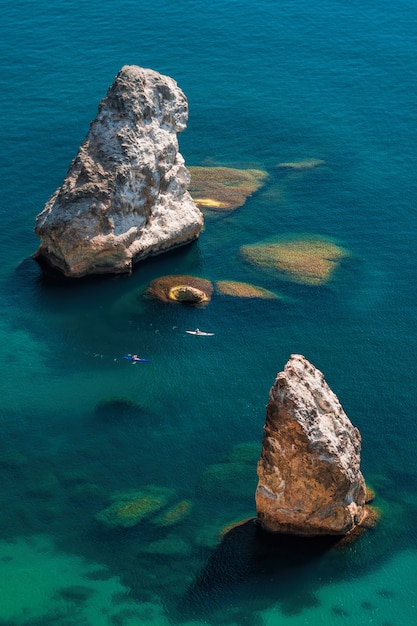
(1, 1), (417, 624)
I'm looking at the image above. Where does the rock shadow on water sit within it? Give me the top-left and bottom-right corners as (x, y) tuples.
(179, 518), (340, 620)
(93, 397), (154, 423)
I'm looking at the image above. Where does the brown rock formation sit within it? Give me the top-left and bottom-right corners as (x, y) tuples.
(256, 354), (367, 536)
(145, 274), (213, 305)
(34, 65), (203, 277)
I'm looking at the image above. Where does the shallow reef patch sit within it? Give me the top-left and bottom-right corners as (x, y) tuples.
(188, 166), (268, 211)
(240, 234), (350, 286)
(277, 158), (326, 171)
(215, 280), (279, 299)
(151, 500), (192, 527)
(95, 486), (175, 529)
(200, 461), (257, 500)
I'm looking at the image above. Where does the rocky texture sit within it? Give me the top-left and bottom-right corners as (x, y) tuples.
(145, 274), (213, 305)
(151, 500), (192, 527)
(215, 280), (278, 299)
(95, 486), (174, 529)
(34, 65), (203, 277)
(256, 354), (367, 536)
(240, 235), (349, 285)
(188, 166), (268, 211)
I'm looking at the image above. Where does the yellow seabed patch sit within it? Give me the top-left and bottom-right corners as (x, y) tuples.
(188, 166), (268, 211)
(193, 197), (230, 209)
(216, 280), (278, 299)
(241, 236), (350, 286)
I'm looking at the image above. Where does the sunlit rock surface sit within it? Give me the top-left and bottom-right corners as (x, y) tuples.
(145, 274), (213, 305)
(240, 235), (349, 285)
(34, 65), (203, 277)
(256, 354), (367, 536)
(188, 166), (268, 211)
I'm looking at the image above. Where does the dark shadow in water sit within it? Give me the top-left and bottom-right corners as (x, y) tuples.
(10, 240), (202, 313)
(179, 519), (341, 621)
(29, 237), (202, 285)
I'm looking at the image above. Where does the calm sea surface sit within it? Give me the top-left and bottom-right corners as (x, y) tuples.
(0, 1), (416, 624)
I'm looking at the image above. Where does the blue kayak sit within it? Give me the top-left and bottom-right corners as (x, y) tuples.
(123, 355), (151, 363)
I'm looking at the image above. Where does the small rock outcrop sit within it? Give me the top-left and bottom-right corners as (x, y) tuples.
(256, 354), (367, 536)
(145, 274), (213, 305)
(34, 65), (203, 277)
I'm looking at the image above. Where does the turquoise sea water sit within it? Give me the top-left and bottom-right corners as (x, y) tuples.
(1, 0), (417, 624)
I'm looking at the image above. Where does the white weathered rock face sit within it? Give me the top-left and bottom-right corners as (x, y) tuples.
(256, 354), (367, 536)
(34, 65), (203, 277)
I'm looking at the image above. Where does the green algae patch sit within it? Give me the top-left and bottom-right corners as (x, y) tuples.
(95, 486), (174, 529)
(194, 513), (256, 549)
(215, 280), (278, 299)
(140, 534), (193, 556)
(145, 275), (213, 305)
(152, 500), (192, 527)
(219, 516), (256, 538)
(240, 235), (350, 286)
(200, 462), (257, 500)
(277, 158), (326, 170)
(223, 442), (261, 465)
(188, 166), (268, 211)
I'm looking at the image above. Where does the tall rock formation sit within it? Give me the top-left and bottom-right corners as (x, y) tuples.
(256, 354), (367, 536)
(34, 65), (203, 277)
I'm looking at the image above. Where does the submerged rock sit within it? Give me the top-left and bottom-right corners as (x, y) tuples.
(240, 234), (349, 285)
(145, 274), (213, 305)
(277, 158), (326, 170)
(215, 281), (278, 299)
(256, 354), (367, 536)
(34, 65), (203, 277)
(188, 166), (268, 211)
(200, 462), (257, 500)
(151, 500), (192, 527)
(140, 534), (192, 556)
(95, 486), (174, 529)
(223, 442), (261, 465)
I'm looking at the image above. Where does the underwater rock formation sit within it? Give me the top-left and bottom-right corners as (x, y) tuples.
(151, 499), (192, 527)
(201, 461), (257, 500)
(215, 280), (278, 299)
(95, 486), (174, 529)
(139, 534), (192, 555)
(188, 166), (268, 211)
(145, 274), (213, 305)
(34, 65), (203, 277)
(277, 158), (325, 170)
(240, 234), (349, 285)
(256, 354), (367, 536)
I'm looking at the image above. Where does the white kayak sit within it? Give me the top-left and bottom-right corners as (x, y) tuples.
(186, 330), (215, 336)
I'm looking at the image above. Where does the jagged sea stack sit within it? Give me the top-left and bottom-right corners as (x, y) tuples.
(34, 65), (203, 277)
(256, 354), (367, 536)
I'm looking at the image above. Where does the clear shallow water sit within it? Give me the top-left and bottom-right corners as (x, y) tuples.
(1, 0), (416, 624)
